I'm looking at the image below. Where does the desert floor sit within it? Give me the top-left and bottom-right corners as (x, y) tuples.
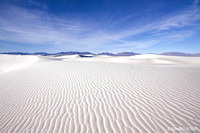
(0, 54), (200, 133)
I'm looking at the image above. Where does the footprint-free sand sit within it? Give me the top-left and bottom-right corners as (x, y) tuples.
(1, 54), (200, 133)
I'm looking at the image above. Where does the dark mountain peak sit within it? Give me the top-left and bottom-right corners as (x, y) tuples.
(161, 52), (200, 57)
(0, 52), (30, 55)
(97, 52), (115, 56)
(115, 52), (140, 56)
(56, 51), (94, 55)
(33, 52), (50, 56)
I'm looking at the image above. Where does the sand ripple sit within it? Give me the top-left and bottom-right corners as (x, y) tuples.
(1, 57), (200, 133)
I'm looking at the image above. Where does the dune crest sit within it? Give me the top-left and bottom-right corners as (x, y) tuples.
(0, 54), (39, 74)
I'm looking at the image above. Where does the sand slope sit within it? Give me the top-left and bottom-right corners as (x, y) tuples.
(58, 54), (200, 67)
(0, 54), (39, 74)
(0, 54), (200, 133)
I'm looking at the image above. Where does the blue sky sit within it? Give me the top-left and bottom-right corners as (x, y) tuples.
(0, 0), (200, 53)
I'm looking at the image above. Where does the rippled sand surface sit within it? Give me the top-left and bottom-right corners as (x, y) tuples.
(1, 54), (200, 133)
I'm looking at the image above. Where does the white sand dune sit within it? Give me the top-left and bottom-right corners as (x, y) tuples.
(62, 54), (200, 66)
(0, 54), (39, 74)
(54, 54), (80, 59)
(0, 54), (200, 133)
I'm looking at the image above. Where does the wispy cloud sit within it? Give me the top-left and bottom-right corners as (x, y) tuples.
(27, 0), (48, 9)
(193, 0), (199, 4)
(0, 1), (200, 52)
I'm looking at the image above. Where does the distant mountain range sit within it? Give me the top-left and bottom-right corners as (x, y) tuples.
(0, 51), (140, 56)
(98, 52), (140, 56)
(1, 51), (200, 57)
(160, 52), (200, 57)
(0, 52), (51, 56)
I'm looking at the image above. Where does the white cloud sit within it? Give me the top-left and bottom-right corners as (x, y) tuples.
(193, 0), (199, 4)
(0, 3), (200, 52)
